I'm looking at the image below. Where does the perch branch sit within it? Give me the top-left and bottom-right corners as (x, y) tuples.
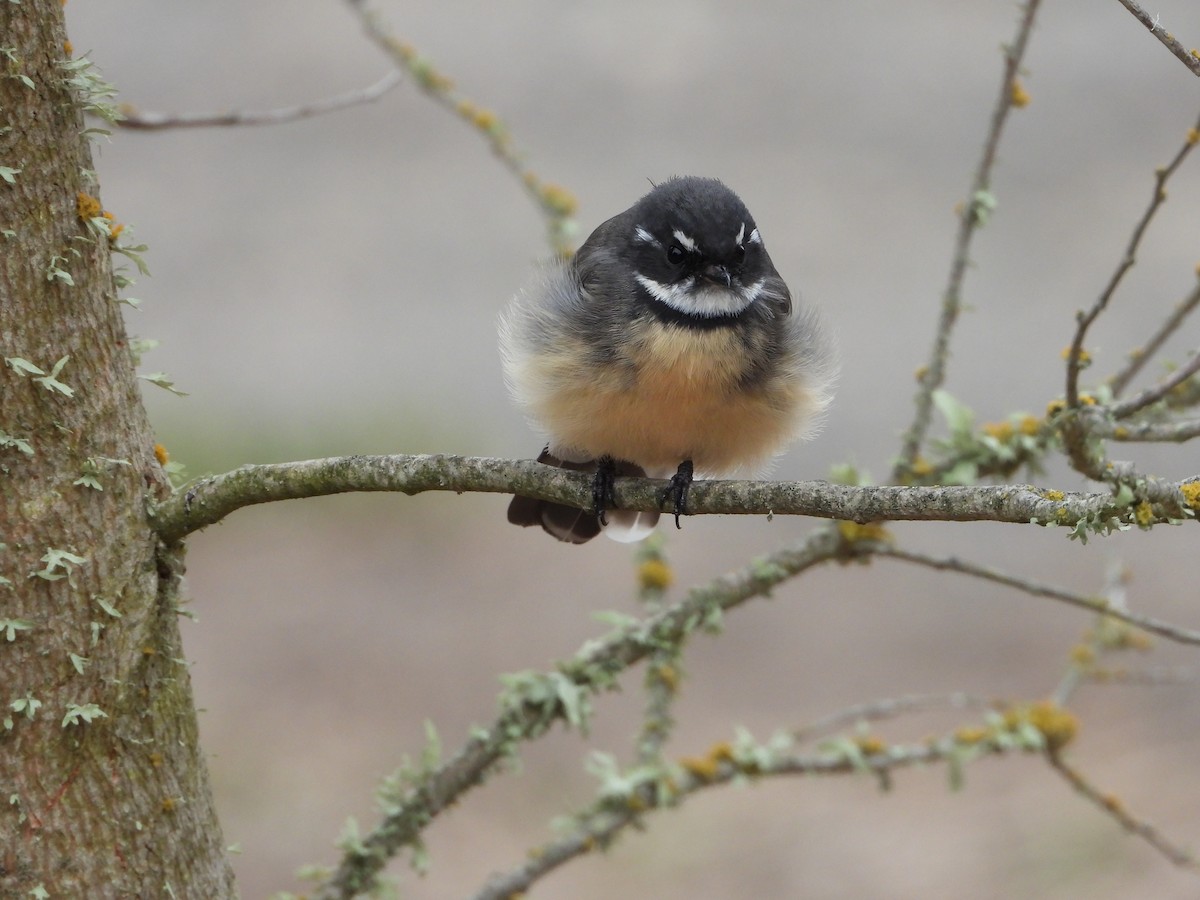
(148, 453), (1197, 545)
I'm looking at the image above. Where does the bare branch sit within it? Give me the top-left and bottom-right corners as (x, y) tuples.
(116, 71), (404, 130)
(149, 453), (1199, 545)
(1095, 416), (1200, 442)
(791, 692), (991, 744)
(1111, 350), (1200, 418)
(1066, 110), (1200, 406)
(1048, 754), (1199, 871)
(1109, 280), (1200, 396)
(875, 546), (1200, 647)
(1113, 0), (1200, 77)
(894, 0), (1042, 480)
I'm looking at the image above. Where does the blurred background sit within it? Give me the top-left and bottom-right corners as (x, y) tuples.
(67, 2), (1200, 897)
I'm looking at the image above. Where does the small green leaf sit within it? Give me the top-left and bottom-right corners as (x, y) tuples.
(62, 703), (107, 727)
(932, 389), (975, 437)
(94, 596), (122, 618)
(0, 430), (33, 456)
(5, 357), (44, 377)
(0, 618), (34, 641)
(31, 547), (86, 581)
(139, 372), (187, 396)
(33, 356), (74, 397)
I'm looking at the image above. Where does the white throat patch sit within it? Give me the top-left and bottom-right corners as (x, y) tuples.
(636, 274), (762, 318)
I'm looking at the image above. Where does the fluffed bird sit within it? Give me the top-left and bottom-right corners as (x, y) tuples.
(500, 175), (834, 543)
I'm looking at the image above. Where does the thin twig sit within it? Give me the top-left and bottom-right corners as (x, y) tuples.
(1109, 281), (1200, 397)
(893, 0), (1042, 480)
(1111, 351), (1200, 418)
(875, 546), (1200, 647)
(791, 692), (990, 745)
(1048, 753), (1199, 870)
(634, 536), (680, 765)
(116, 70), (404, 129)
(1113, 0), (1200, 77)
(1094, 416), (1200, 442)
(1051, 562), (1132, 706)
(1066, 111), (1200, 407)
(1086, 665), (1200, 686)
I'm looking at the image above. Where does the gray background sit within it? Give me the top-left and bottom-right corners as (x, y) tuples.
(67, 2), (1200, 897)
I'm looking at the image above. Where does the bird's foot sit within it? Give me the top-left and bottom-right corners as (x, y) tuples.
(592, 456), (618, 526)
(661, 459), (694, 529)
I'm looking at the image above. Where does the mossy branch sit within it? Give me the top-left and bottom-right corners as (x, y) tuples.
(149, 453), (1199, 546)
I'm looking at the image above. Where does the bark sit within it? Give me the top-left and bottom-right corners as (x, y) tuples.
(0, 5), (234, 897)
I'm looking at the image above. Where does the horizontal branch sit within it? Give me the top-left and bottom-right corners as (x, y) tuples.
(118, 71), (404, 129)
(148, 454), (1191, 545)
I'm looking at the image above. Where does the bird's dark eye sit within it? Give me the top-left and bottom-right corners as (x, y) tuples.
(666, 244), (687, 266)
(732, 245), (747, 265)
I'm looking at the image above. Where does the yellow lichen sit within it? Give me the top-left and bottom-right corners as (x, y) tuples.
(1061, 346), (1091, 366)
(836, 520), (892, 544)
(909, 456), (933, 477)
(678, 742), (735, 782)
(63, 40), (73, 56)
(539, 183), (578, 217)
(1180, 482), (1200, 509)
(1005, 700), (1079, 753)
(652, 661), (679, 692)
(1010, 78), (1031, 108)
(76, 191), (102, 220)
(856, 735), (886, 756)
(1018, 414), (1041, 436)
(1112, 426), (1129, 439)
(914, 365), (929, 382)
(637, 559), (673, 591)
(1134, 500), (1154, 527)
(154, 443), (169, 465)
(1069, 644), (1095, 667)
(1042, 489), (1064, 501)
(982, 421), (1014, 442)
(1188, 127), (1200, 146)
(1046, 399), (1066, 416)
(954, 726), (988, 746)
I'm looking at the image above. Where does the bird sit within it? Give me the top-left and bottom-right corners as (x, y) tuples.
(499, 175), (834, 544)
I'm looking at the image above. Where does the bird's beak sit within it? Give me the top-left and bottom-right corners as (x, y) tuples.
(701, 264), (732, 288)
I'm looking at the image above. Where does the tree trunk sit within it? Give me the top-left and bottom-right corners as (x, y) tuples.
(0, 5), (234, 896)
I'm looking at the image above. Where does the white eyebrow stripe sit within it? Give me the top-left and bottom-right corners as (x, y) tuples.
(634, 226), (660, 246)
(735, 222), (745, 245)
(672, 230), (698, 252)
(748, 228), (762, 245)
